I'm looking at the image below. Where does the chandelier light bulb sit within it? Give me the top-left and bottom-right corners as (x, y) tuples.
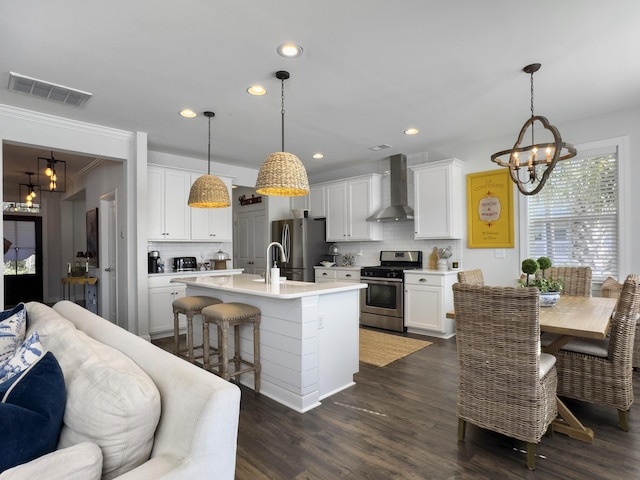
(45, 166), (53, 177)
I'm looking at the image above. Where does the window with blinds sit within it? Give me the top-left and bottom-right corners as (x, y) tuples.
(526, 147), (618, 283)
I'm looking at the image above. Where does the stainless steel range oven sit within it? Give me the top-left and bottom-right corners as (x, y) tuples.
(360, 250), (422, 332)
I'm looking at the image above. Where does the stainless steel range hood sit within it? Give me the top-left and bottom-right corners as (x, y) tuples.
(366, 154), (414, 222)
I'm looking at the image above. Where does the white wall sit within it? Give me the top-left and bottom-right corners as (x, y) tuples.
(0, 105), (144, 335)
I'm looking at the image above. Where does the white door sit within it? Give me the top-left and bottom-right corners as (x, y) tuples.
(100, 192), (119, 325)
(234, 211), (267, 274)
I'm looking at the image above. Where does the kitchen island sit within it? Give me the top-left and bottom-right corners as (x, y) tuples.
(171, 274), (366, 412)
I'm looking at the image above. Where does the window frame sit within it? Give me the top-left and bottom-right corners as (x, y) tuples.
(519, 136), (630, 287)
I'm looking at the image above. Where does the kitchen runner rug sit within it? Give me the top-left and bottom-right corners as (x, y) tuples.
(359, 328), (432, 367)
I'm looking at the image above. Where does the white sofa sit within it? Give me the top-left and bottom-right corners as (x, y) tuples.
(2, 301), (241, 479)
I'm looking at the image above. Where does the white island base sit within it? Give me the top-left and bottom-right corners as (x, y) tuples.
(172, 274), (366, 413)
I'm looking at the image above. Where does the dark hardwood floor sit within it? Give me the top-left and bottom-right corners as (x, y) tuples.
(153, 333), (640, 479)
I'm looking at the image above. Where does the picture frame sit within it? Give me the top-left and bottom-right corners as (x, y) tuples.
(466, 169), (514, 248)
(86, 208), (99, 268)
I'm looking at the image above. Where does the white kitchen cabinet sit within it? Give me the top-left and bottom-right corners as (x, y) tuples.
(411, 159), (464, 239)
(325, 174), (382, 242)
(289, 184), (326, 218)
(148, 276), (187, 337)
(315, 266), (361, 283)
(147, 166), (191, 241)
(189, 173), (233, 241)
(404, 271), (456, 338)
(309, 185), (326, 218)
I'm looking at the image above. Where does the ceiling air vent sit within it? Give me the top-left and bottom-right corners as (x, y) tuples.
(8, 72), (92, 107)
(369, 144), (392, 151)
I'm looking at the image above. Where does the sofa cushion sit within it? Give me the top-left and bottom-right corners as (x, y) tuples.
(0, 351), (66, 473)
(25, 302), (161, 480)
(0, 331), (44, 387)
(0, 442), (102, 480)
(0, 304), (26, 363)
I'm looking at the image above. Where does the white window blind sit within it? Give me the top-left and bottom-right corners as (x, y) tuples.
(527, 147), (618, 283)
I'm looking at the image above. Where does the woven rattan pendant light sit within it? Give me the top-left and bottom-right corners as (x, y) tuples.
(188, 111), (231, 208)
(255, 71), (309, 196)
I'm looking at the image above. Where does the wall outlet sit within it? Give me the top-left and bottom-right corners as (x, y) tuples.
(494, 249), (506, 259)
(318, 314), (324, 329)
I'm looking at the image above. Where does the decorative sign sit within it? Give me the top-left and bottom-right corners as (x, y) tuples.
(466, 169), (514, 248)
(238, 194), (262, 206)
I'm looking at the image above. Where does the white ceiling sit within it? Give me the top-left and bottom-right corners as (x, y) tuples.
(1, 1), (639, 187)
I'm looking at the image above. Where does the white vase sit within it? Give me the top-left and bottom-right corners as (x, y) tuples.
(539, 292), (560, 307)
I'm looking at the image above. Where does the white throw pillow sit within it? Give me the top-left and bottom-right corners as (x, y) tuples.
(25, 302), (161, 480)
(0, 442), (102, 480)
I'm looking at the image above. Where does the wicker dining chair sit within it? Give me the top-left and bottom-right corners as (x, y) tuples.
(453, 283), (557, 470)
(545, 266), (592, 296)
(555, 274), (640, 431)
(601, 276), (640, 369)
(457, 269), (484, 286)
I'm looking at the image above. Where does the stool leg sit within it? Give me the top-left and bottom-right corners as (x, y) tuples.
(173, 310), (180, 356)
(253, 317), (261, 393)
(233, 324), (242, 374)
(186, 313), (194, 363)
(203, 320), (210, 370)
(220, 320), (230, 381)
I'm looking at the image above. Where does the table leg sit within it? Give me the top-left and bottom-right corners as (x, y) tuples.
(552, 397), (595, 443)
(542, 335), (572, 354)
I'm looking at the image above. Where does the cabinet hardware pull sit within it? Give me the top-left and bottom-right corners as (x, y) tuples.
(419, 278), (427, 282)
(346, 274), (351, 277)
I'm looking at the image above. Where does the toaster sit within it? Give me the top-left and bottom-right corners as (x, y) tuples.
(173, 256), (198, 271)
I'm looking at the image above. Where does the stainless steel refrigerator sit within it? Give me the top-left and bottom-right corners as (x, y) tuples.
(271, 218), (328, 282)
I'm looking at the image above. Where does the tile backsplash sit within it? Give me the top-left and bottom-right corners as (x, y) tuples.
(147, 241), (233, 270)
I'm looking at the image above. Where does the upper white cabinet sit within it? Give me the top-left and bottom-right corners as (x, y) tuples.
(148, 165), (233, 242)
(411, 159), (464, 239)
(325, 174), (383, 242)
(147, 166), (191, 241)
(289, 184), (326, 218)
(189, 173), (233, 242)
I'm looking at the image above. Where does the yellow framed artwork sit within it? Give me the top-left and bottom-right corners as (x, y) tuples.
(466, 168), (514, 248)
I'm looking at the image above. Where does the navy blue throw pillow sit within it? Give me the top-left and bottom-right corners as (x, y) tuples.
(0, 351), (66, 473)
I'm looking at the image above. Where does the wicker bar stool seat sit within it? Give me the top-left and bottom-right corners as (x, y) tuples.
(201, 302), (261, 392)
(172, 295), (222, 363)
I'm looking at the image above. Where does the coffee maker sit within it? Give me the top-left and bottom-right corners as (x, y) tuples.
(148, 251), (160, 274)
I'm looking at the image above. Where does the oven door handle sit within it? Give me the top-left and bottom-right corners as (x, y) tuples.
(361, 278), (403, 284)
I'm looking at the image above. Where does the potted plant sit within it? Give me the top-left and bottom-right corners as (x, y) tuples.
(519, 257), (564, 306)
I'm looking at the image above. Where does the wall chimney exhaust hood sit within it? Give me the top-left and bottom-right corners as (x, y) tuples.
(366, 154), (414, 222)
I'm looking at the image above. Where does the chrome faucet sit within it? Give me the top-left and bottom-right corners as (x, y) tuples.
(265, 242), (287, 284)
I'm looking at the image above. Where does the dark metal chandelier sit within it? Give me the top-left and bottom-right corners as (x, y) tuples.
(491, 63), (576, 195)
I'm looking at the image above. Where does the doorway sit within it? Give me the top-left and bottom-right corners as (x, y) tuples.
(3, 215), (43, 308)
(100, 191), (119, 325)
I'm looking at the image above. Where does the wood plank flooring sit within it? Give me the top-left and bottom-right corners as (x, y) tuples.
(153, 332), (640, 479)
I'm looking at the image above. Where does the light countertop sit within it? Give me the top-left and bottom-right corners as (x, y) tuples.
(313, 265), (361, 270)
(149, 268), (244, 278)
(405, 269), (459, 275)
(171, 273), (366, 299)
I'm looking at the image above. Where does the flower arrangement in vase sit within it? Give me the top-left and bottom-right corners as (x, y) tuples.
(519, 257), (564, 306)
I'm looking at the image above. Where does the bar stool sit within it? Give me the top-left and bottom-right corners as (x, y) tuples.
(201, 302), (261, 392)
(172, 296), (222, 363)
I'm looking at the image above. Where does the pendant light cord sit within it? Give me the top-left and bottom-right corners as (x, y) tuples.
(280, 77), (286, 152)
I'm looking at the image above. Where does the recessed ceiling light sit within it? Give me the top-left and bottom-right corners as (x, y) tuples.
(247, 85), (267, 96)
(179, 109), (197, 118)
(277, 43), (303, 58)
(404, 128), (419, 135)
(313, 153), (324, 159)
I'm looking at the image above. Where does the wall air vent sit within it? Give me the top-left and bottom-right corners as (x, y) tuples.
(8, 72), (92, 107)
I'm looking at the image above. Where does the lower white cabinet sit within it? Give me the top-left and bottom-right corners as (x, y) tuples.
(315, 267), (361, 283)
(404, 271), (456, 338)
(148, 276), (186, 337)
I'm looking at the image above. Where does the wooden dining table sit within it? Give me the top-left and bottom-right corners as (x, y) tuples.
(446, 295), (619, 443)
